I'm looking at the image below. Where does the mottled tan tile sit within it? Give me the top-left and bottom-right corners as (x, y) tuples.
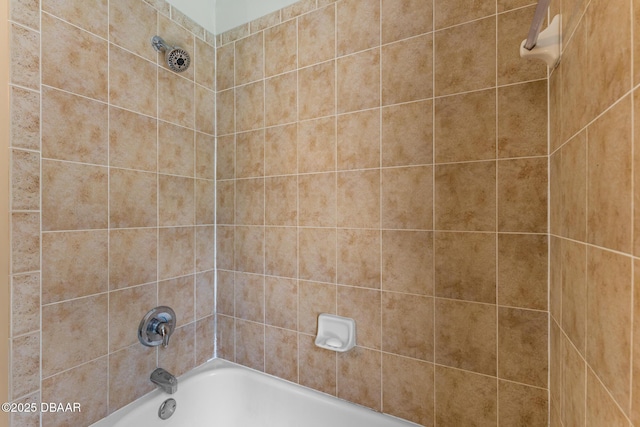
(586, 367), (632, 427)
(42, 86), (108, 164)
(299, 281), (337, 334)
(298, 4), (335, 67)
(43, 0), (107, 37)
(265, 20), (297, 77)
(109, 0), (157, 61)
(434, 0), (494, 29)
(561, 239), (587, 355)
(434, 17), (495, 96)
(11, 23), (39, 91)
(42, 230), (108, 304)
(435, 161), (496, 231)
(158, 68), (195, 128)
(337, 347), (381, 411)
(498, 80), (547, 158)
(497, 6), (547, 85)
(337, 0), (380, 56)
(158, 121), (195, 177)
(498, 233), (547, 310)
(265, 124), (297, 176)
(435, 231), (496, 304)
(434, 89), (496, 163)
(337, 48), (380, 114)
(337, 286), (381, 350)
(298, 172), (336, 227)
(10, 86), (40, 151)
(265, 227), (297, 279)
(41, 357), (108, 427)
(42, 160), (108, 231)
(159, 175), (195, 226)
(109, 44), (156, 116)
(337, 170), (380, 228)
(265, 276), (297, 330)
(11, 332), (39, 399)
(382, 353), (434, 425)
(233, 226), (263, 276)
(298, 117), (336, 173)
(382, 100), (433, 167)
(497, 157), (548, 233)
(109, 283), (157, 352)
(42, 294), (108, 377)
(498, 381), (548, 427)
(586, 246), (632, 414)
(11, 273), (40, 336)
(299, 333), (337, 395)
(382, 165), (433, 229)
(337, 229), (380, 289)
(235, 32), (264, 85)
(159, 275), (195, 326)
(235, 319), (264, 371)
(436, 299), (497, 375)
(158, 227), (195, 280)
(265, 176), (297, 226)
(236, 129), (264, 179)
(382, 33), (433, 105)
(235, 178), (264, 226)
(108, 344), (156, 412)
(263, 327), (297, 384)
(298, 61), (336, 120)
(382, 230), (433, 295)
(158, 323), (196, 377)
(109, 107), (157, 172)
(110, 168), (157, 228)
(383, 292), (433, 360)
(299, 228), (336, 283)
(337, 109), (380, 170)
(498, 307), (548, 387)
(196, 179), (215, 225)
(587, 96), (632, 253)
(265, 72), (297, 126)
(381, 0), (433, 44)
(435, 366), (497, 426)
(236, 81), (264, 132)
(11, 149), (39, 211)
(10, 212), (39, 274)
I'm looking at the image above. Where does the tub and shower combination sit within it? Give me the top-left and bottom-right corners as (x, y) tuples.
(91, 358), (419, 427)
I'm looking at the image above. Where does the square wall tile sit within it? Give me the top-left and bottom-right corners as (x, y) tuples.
(110, 229), (159, 290)
(298, 5), (336, 68)
(435, 366), (497, 426)
(382, 230), (434, 295)
(434, 17), (495, 96)
(382, 33), (433, 105)
(42, 160), (108, 231)
(337, 0), (380, 56)
(435, 299), (497, 376)
(382, 100), (433, 167)
(434, 89), (496, 163)
(381, 0), (433, 44)
(435, 161), (496, 231)
(435, 231), (496, 304)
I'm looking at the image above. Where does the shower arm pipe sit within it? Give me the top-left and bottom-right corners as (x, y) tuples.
(523, 0), (552, 50)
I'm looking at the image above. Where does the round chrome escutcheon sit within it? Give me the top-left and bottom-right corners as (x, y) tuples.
(158, 398), (177, 420)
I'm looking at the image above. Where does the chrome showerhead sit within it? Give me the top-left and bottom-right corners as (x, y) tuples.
(151, 36), (191, 73)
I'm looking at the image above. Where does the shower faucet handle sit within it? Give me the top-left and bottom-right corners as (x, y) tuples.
(139, 306), (177, 348)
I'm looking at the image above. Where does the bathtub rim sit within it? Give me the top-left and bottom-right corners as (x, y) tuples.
(90, 357), (421, 427)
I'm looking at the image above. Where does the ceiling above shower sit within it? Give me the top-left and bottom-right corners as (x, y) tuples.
(166, 0), (300, 35)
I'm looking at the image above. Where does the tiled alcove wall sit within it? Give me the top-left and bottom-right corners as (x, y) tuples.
(215, 0), (549, 425)
(549, 0), (640, 425)
(8, 0), (216, 425)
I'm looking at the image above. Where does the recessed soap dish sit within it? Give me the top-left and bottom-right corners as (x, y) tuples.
(315, 313), (356, 352)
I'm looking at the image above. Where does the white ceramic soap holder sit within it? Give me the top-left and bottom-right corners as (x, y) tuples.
(315, 314), (356, 352)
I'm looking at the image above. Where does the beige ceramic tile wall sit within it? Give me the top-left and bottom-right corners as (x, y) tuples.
(215, 0), (548, 425)
(7, 0), (216, 426)
(549, 0), (640, 425)
(2, 1), (11, 426)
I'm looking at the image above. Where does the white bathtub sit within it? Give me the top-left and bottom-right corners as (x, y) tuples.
(91, 358), (420, 427)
